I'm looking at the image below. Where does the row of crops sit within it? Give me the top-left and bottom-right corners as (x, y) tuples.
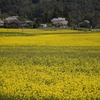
(0, 46), (100, 99)
(0, 29), (100, 99)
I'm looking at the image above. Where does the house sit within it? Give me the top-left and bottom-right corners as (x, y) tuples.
(40, 24), (47, 28)
(8, 22), (20, 28)
(0, 19), (4, 27)
(8, 21), (27, 28)
(78, 20), (91, 28)
(26, 20), (33, 24)
(18, 21), (27, 28)
(51, 17), (68, 27)
(26, 20), (33, 28)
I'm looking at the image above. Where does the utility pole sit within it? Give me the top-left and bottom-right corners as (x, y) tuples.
(0, 9), (1, 15)
(22, 26), (24, 35)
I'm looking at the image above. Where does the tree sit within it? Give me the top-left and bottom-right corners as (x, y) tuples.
(4, 20), (8, 28)
(0, 0), (100, 26)
(31, 0), (39, 4)
(79, 22), (91, 28)
(52, 6), (63, 18)
(36, 18), (43, 25)
(0, 14), (9, 19)
(33, 23), (38, 28)
(33, 17), (43, 28)
(44, 11), (50, 23)
(63, 8), (70, 26)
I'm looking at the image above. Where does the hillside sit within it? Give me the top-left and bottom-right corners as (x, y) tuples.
(0, 0), (100, 27)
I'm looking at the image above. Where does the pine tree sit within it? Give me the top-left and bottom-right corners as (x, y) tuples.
(63, 8), (70, 26)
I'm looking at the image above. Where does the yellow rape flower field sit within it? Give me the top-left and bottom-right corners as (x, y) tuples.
(0, 28), (100, 100)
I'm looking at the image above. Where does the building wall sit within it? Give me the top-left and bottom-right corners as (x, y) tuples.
(8, 23), (20, 28)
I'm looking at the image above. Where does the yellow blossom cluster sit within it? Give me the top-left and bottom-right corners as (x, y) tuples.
(0, 65), (100, 99)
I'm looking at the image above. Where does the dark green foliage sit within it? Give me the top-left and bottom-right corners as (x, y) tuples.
(63, 8), (70, 25)
(0, 0), (100, 27)
(35, 18), (43, 25)
(33, 23), (39, 28)
(79, 22), (91, 28)
(44, 11), (51, 23)
(33, 18), (43, 28)
(52, 6), (63, 18)
(31, 0), (39, 4)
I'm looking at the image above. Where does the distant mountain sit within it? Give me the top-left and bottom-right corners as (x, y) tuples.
(0, 0), (100, 27)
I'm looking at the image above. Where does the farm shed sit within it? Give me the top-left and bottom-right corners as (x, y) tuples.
(8, 22), (20, 28)
(8, 21), (27, 28)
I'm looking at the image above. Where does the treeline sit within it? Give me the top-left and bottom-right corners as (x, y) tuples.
(0, 0), (100, 28)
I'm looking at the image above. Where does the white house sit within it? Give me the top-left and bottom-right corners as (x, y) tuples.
(51, 17), (68, 27)
(40, 24), (47, 28)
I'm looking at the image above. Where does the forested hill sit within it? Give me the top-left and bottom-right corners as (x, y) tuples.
(0, 0), (100, 27)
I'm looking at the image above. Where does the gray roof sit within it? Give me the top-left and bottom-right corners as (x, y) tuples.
(84, 20), (90, 24)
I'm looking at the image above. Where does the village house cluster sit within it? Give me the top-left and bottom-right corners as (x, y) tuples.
(0, 16), (69, 28)
(0, 16), (34, 28)
(0, 15), (92, 29)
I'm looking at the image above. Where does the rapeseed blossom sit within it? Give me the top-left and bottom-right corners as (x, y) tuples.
(0, 29), (100, 99)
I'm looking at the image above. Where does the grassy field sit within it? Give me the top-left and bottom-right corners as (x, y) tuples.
(0, 29), (100, 100)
